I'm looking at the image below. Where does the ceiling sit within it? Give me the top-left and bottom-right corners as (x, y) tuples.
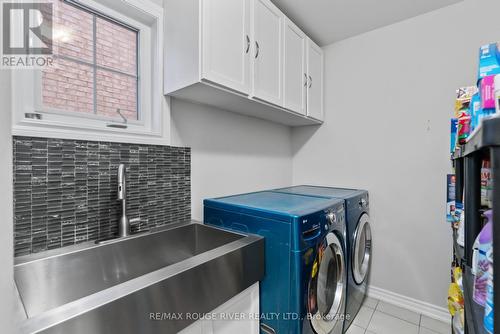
(271, 0), (463, 46)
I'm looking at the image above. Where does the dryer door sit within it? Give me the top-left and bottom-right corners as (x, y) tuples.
(352, 213), (372, 285)
(308, 232), (345, 334)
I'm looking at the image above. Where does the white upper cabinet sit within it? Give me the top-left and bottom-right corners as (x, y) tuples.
(306, 38), (324, 121)
(202, 0), (250, 95)
(283, 18), (306, 115)
(251, 0), (283, 106)
(164, 0), (323, 126)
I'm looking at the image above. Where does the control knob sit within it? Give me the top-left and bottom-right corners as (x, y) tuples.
(326, 212), (337, 225)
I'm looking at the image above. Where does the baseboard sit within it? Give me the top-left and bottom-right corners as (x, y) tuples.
(368, 286), (451, 324)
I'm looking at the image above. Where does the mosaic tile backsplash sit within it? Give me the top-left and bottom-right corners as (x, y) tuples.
(13, 136), (191, 257)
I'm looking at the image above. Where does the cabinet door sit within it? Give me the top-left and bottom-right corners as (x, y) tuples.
(283, 18), (306, 115)
(208, 283), (260, 334)
(306, 38), (324, 121)
(202, 0), (250, 95)
(178, 284), (259, 334)
(251, 0), (283, 106)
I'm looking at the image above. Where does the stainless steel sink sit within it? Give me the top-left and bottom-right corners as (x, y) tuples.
(14, 222), (264, 334)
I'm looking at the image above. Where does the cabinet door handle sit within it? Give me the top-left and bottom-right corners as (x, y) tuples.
(304, 73), (308, 87)
(245, 35), (250, 54)
(309, 75), (312, 88)
(255, 41), (260, 58)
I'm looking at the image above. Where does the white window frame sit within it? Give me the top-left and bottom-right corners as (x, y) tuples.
(11, 0), (166, 144)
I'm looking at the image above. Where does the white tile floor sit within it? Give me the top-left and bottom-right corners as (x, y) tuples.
(346, 297), (450, 334)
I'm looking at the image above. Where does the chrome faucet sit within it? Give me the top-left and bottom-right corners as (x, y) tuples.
(117, 164), (130, 237)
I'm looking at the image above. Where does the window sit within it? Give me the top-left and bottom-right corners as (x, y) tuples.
(12, 0), (165, 143)
(43, 1), (139, 121)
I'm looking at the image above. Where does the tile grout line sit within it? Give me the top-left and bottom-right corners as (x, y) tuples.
(374, 302), (422, 328)
(419, 324), (446, 334)
(365, 299), (379, 333)
(362, 299), (448, 334)
(365, 303), (377, 332)
(359, 299), (378, 333)
(419, 314), (449, 334)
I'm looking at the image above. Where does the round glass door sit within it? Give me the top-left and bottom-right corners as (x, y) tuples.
(352, 214), (372, 285)
(309, 233), (345, 334)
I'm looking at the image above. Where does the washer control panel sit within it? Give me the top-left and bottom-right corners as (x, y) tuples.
(298, 199), (345, 247)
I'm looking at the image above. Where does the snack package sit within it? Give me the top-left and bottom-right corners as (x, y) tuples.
(470, 94), (479, 132)
(470, 91), (493, 132)
(455, 86), (478, 118)
(481, 75), (496, 110)
(478, 43), (500, 80)
(495, 74), (500, 115)
(453, 266), (463, 286)
(453, 308), (465, 333)
(447, 175), (456, 223)
(448, 281), (464, 317)
(457, 111), (471, 144)
(481, 160), (492, 207)
(450, 119), (458, 153)
(455, 87), (477, 143)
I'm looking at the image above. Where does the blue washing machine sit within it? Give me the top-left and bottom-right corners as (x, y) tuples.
(273, 186), (372, 333)
(204, 191), (347, 334)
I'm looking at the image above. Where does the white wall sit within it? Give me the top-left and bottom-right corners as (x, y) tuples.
(292, 0), (500, 308)
(170, 99), (293, 220)
(0, 70), (14, 331)
(1, 0), (497, 326)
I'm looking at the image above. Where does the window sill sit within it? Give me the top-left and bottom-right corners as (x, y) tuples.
(12, 120), (169, 146)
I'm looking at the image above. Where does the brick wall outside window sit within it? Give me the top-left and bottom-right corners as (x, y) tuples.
(43, 58), (94, 114)
(42, 1), (138, 120)
(96, 18), (136, 75)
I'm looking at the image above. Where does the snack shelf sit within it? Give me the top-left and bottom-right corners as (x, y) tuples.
(451, 116), (498, 334)
(453, 117), (500, 159)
